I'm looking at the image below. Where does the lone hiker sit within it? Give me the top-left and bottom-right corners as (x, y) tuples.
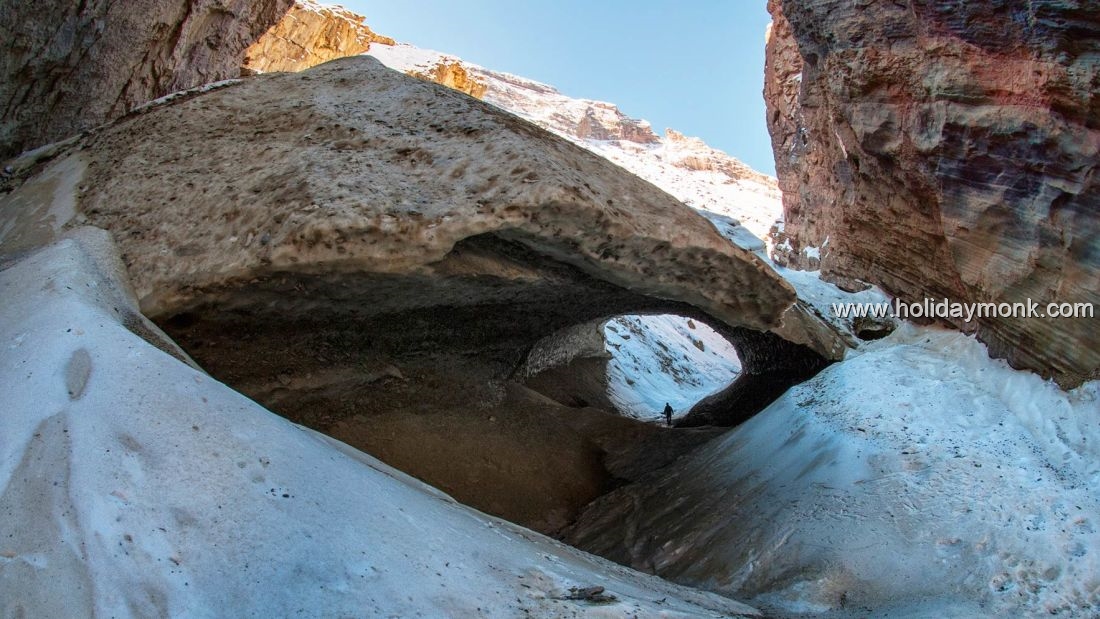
(663, 402), (674, 427)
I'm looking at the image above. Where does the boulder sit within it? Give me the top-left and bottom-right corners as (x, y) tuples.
(0, 56), (829, 532)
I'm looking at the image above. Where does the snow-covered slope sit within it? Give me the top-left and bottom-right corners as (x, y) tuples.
(0, 230), (760, 618)
(567, 322), (1100, 616)
(367, 43), (783, 245)
(604, 315), (741, 423)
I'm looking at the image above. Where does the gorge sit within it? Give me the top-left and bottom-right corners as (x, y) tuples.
(1, 1), (1098, 617)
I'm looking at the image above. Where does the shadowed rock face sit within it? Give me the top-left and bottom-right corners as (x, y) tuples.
(1, 56), (833, 532)
(765, 0), (1100, 387)
(679, 327), (829, 427)
(0, 0), (293, 159)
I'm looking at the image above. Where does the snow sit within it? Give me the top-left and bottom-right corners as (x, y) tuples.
(363, 42), (453, 74)
(604, 315), (741, 423)
(773, 266), (894, 344)
(0, 232), (759, 618)
(702, 212), (769, 253)
(131, 80), (242, 112)
(585, 138), (782, 243)
(366, 43), (784, 244)
(569, 323), (1100, 616)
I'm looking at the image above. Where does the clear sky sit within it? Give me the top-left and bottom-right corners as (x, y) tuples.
(338, 1), (777, 176)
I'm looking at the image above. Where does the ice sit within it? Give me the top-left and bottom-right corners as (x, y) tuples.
(0, 231), (759, 617)
(569, 322), (1100, 616)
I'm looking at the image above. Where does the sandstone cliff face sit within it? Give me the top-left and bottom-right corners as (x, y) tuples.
(663, 129), (773, 185)
(367, 44), (786, 244)
(242, 0), (393, 74)
(765, 0), (1100, 386)
(408, 61), (488, 99)
(0, 0), (292, 159)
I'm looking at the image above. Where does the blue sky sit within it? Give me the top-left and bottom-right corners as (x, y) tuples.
(339, 1), (777, 176)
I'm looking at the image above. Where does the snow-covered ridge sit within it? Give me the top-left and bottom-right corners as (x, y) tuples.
(295, 0), (378, 31)
(367, 43), (783, 245)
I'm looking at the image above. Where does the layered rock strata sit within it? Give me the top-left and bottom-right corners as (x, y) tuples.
(764, 0), (1100, 386)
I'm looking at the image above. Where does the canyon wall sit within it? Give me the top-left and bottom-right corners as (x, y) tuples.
(0, 0), (292, 159)
(765, 0), (1100, 387)
(242, 0), (394, 74)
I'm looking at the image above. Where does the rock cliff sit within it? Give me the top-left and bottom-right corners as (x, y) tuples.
(0, 0), (292, 159)
(242, 0), (393, 74)
(764, 0), (1100, 386)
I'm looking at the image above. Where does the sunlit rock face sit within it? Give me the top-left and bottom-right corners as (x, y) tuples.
(242, 0), (394, 74)
(44, 56), (793, 331)
(764, 0), (1100, 387)
(407, 60), (488, 99)
(0, 0), (292, 159)
(242, 2), (484, 98)
(0, 229), (762, 619)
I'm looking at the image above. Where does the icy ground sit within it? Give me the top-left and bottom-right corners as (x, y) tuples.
(0, 231), (759, 618)
(567, 322), (1100, 617)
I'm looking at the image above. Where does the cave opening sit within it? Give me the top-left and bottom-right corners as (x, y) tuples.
(155, 232), (829, 537)
(518, 313), (743, 425)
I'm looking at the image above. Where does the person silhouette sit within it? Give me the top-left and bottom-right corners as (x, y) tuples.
(663, 402), (674, 427)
